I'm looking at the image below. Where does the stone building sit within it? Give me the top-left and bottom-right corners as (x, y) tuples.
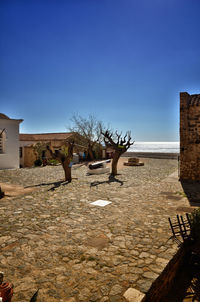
(19, 132), (85, 167)
(180, 92), (200, 181)
(19, 132), (103, 167)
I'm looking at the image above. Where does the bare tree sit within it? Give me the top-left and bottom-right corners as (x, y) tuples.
(46, 141), (74, 182)
(102, 130), (133, 176)
(69, 114), (104, 160)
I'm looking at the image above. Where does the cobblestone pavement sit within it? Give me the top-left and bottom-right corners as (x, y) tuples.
(0, 158), (195, 302)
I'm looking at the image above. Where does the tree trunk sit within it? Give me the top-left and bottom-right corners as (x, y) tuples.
(46, 143), (74, 182)
(62, 160), (72, 182)
(102, 129), (133, 176)
(111, 152), (121, 176)
(88, 146), (94, 160)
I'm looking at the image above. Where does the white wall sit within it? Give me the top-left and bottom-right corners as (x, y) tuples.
(0, 119), (22, 169)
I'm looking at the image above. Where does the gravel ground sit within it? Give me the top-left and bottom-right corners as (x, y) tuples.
(0, 158), (194, 302)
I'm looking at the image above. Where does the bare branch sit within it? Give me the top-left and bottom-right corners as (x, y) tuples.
(102, 130), (117, 148)
(101, 128), (134, 176)
(68, 114), (105, 160)
(102, 129), (134, 151)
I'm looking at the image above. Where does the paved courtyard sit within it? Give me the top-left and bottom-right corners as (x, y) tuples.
(0, 158), (195, 301)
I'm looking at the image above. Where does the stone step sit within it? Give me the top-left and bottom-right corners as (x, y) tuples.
(124, 162), (144, 166)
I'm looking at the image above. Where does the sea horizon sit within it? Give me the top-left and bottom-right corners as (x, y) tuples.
(129, 141), (180, 153)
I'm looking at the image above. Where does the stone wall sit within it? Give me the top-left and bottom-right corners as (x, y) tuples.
(180, 92), (200, 181)
(23, 146), (37, 167)
(142, 244), (189, 302)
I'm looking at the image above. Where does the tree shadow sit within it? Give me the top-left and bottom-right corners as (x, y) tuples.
(25, 180), (70, 191)
(180, 180), (200, 206)
(90, 174), (124, 187)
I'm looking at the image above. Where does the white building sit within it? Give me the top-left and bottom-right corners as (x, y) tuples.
(0, 113), (23, 169)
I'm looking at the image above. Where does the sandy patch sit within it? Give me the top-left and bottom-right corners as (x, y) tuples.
(0, 182), (36, 197)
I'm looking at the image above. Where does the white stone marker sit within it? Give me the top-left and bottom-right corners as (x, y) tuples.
(90, 200), (112, 207)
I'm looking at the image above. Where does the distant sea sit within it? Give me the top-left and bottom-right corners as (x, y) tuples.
(129, 142), (180, 153)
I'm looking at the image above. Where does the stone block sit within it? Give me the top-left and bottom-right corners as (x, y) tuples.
(128, 157), (140, 163)
(124, 162), (144, 166)
(123, 288), (145, 302)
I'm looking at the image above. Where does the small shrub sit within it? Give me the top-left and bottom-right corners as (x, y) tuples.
(190, 208), (200, 242)
(87, 256), (96, 261)
(34, 159), (42, 166)
(47, 159), (59, 166)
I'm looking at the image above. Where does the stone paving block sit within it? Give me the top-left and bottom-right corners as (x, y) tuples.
(123, 288), (145, 302)
(0, 159), (185, 301)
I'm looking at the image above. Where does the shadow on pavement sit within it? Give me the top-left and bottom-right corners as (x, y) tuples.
(25, 180), (70, 191)
(180, 181), (200, 206)
(90, 175), (124, 187)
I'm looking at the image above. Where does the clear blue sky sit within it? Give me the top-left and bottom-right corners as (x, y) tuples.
(1, 0), (200, 141)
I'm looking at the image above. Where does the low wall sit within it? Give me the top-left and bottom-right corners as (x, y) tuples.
(142, 243), (190, 302)
(124, 152), (179, 159)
